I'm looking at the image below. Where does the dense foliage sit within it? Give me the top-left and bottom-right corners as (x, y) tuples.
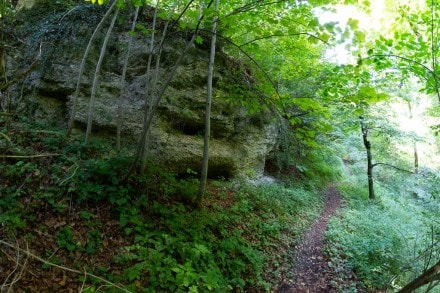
(0, 118), (325, 290)
(326, 137), (440, 291)
(1, 0), (440, 291)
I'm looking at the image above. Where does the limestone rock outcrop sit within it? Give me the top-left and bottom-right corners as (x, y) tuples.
(8, 3), (279, 178)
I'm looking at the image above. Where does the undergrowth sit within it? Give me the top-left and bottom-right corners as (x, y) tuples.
(326, 170), (440, 292)
(0, 119), (322, 291)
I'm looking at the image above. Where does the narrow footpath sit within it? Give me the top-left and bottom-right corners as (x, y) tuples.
(278, 185), (342, 292)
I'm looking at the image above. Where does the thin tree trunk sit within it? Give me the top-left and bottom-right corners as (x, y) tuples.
(197, 0), (219, 205)
(138, 0), (198, 171)
(138, 3), (159, 173)
(0, 45), (8, 132)
(360, 116), (374, 200)
(116, 6), (139, 151)
(140, 19), (170, 172)
(407, 100), (419, 173)
(0, 47), (5, 85)
(429, 0), (440, 103)
(124, 27), (201, 180)
(85, 7), (119, 145)
(123, 1), (207, 179)
(414, 142), (419, 174)
(67, 0), (117, 137)
(0, 0), (5, 86)
(398, 259), (440, 293)
(1, 6), (8, 131)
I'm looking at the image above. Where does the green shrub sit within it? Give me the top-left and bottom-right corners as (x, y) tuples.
(326, 178), (437, 290)
(112, 183), (321, 291)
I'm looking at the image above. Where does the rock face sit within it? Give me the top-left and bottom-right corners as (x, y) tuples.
(8, 3), (279, 179)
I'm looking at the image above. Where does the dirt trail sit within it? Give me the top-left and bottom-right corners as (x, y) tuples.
(278, 185), (342, 292)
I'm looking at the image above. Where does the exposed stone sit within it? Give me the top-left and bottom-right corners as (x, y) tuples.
(10, 3), (279, 179)
(16, 0), (37, 10)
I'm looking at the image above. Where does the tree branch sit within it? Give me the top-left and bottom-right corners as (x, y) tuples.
(213, 32), (282, 105)
(0, 239), (132, 293)
(0, 57), (39, 92)
(362, 53), (440, 102)
(226, 0), (286, 17)
(0, 153), (61, 159)
(372, 162), (414, 174)
(398, 260), (440, 293)
(238, 32), (329, 48)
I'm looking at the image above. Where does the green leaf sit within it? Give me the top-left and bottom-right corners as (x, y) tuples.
(354, 108), (364, 116)
(354, 30), (365, 43)
(347, 18), (359, 30)
(195, 35), (203, 45)
(171, 267), (182, 273)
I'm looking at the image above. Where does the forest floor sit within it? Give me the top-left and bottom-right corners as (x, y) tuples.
(277, 185), (360, 292)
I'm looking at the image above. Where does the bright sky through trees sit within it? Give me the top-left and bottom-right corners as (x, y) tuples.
(316, 5), (368, 64)
(315, 0), (440, 169)
(316, 0), (426, 64)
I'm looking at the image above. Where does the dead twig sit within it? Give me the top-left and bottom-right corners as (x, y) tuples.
(0, 153), (62, 159)
(1, 236), (29, 293)
(59, 161), (80, 186)
(0, 239), (133, 293)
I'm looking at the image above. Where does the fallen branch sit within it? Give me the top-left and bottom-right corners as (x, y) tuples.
(372, 162), (414, 174)
(0, 132), (11, 142)
(59, 161), (80, 186)
(0, 239), (133, 293)
(398, 259), (440, 293)
(0, 112), (14, 116)
(1, 237), (29, 293)
(0, 153), (62, 159)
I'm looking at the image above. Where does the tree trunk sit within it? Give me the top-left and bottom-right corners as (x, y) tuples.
(398, 259), (440, 293)
(85, 7), (119, 145)
(407, 100), (419, 173)
(197, 0), (219, 205)
(429, 0), (440, 103)
(413, 141), (419, 175)
(139, 19), (169, 172)
(0, 1), (5, 86)
(67, 0), (116, 137)
(124, 23), (201, 179)
(0, 47), (5, 85)
(0, 46), (7, 131)
(116, 6), (139, 151)
(360, 116), (375, 200)
(122, 0), (205, 180)
(139, 3), (159, 174)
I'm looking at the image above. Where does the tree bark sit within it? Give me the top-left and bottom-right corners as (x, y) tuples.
(0, 47), (5, 85)
(124, 20), (202, 180)
(85, 7), (119, 145)
(139, 19), (169, 172)
(139, 3), (159, 174)
(122, 0), (208, 180)
(67, 0), (117, 137)
(116, 6), (139, 151)
(360, 116), (374, 200)
(197, 0), (219, 205)
(429, 0), (440, 103)
(407, 100), (419, 173)
(413, 141), (419, 174)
